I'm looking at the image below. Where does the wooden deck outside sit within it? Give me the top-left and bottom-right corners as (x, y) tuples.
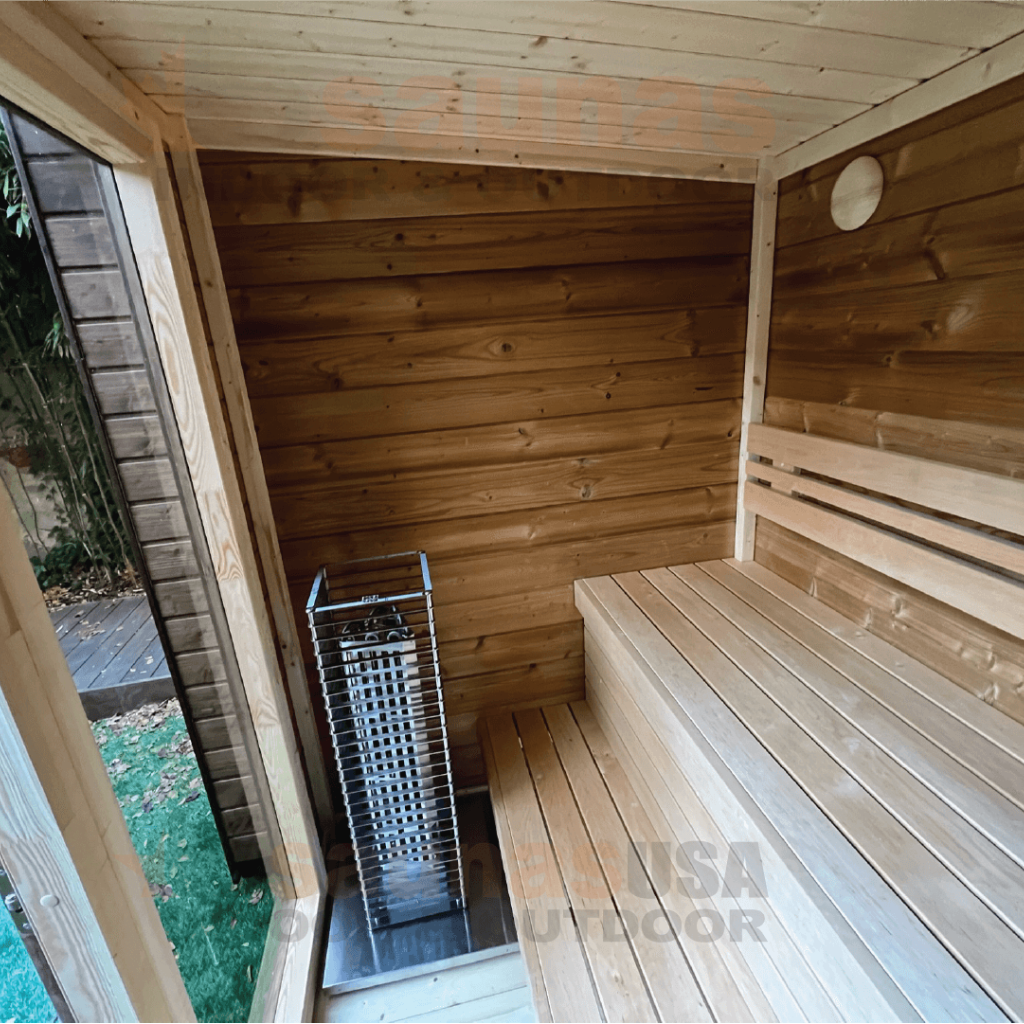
(50, 596), (173, 721)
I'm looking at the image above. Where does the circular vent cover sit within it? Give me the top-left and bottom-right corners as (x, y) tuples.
(831, 155), (884, 231)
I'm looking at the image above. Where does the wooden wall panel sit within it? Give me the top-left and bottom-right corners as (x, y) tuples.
(760, 74), (1024, 722)
(200, 152), (750, 785)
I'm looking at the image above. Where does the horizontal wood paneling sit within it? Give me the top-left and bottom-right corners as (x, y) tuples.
(271, 439), (737, 541)
(200, 155), (754, 226)
(240, 308), (745, 398)
(251, 353), (744, 449)
(228, 253), (749, 342)
(203, 153), (749, 784)
(756, 521), (1024, 730)
(215, 201), (752, 286)
(260, 399), (739, 490)
(762, 75), (1024, 727)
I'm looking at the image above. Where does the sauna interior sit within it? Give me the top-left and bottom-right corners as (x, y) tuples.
(1, 2), (1024, 1022)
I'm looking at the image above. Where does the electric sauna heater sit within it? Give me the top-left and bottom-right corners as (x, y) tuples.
(307, 552), (465, 929)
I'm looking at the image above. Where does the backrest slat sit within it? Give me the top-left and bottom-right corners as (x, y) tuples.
(745, 427), (1024, 643)
(747, 424), (1024, 537)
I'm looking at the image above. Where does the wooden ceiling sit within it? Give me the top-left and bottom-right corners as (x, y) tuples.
(55, 1), (1024, 177)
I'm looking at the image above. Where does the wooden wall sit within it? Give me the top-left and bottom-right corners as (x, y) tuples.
(199, 154), (751, 784)
(759, 74), (1024, 727)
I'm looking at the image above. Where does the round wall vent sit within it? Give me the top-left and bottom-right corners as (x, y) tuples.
(830, 155), (884, 231)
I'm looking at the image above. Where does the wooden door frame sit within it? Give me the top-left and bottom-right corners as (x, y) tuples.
(0, 481), (193, 1022)
(0, 3), (327, 1020)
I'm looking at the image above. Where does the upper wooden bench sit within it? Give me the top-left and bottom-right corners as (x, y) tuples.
(577, 559), (1024, 1022)
(483, 428), (1024, 1022)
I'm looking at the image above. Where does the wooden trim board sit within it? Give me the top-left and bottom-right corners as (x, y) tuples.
(167, 133), (333, 830)
(0, 481), (193, 1022)
(771, 30), (1024, 178)
(735, 162), (777, 560)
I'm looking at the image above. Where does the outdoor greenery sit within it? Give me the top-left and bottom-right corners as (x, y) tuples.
(0, 126), (133, 590)
(0, 905), (56, 1023)
(93, 700), (273, 1023)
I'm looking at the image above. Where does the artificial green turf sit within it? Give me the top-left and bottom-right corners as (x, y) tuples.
(0, 901), (56, 1023)
(92, 701), (273, 1024)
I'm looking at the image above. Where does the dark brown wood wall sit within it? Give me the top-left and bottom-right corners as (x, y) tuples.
(759, 75), (1024, 727)
(199, 154), (751, 784)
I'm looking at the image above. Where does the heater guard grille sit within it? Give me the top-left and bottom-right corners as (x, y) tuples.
(307, 552), (465, 929)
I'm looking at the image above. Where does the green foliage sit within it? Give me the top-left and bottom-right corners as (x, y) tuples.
(0, 125), (133, 587)
(93, 703), (272, 1023)
(30, 539), (89, 589)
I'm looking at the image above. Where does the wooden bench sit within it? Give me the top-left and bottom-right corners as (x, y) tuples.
(483, 428), (1024, 1022)
(480, 703), (776, 1023)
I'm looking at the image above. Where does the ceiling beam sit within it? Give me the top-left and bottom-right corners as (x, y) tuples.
(186, 117), (760, 183)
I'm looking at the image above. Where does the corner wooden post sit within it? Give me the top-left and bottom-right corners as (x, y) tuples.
(735, 161), (778, 561)
(166, 132), (333, 830)
(111, 139), (326, 900)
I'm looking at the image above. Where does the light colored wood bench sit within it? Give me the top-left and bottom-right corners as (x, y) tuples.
(577, 558), (1024, 1023)
(484, 427), (1024, 1022)
(480, 704), (779, 1023)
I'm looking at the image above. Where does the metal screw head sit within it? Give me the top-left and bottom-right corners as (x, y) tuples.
(4, 892), (23, 914)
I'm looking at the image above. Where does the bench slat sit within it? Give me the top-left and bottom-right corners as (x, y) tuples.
(627, 567), (1019, 1019)
(703, 561), (1024, 819)
(580, 579), (919, 1022)
(746, 424), (1024, 537)
(478, 723), (551, 1023)
(582, 648), (834, 1023)
(661, 566), (1024, 960)
(746, 483), (1024, 642)
(582, 573), (1001, 1022)
(746, 460), (1024, 577)
(726, 559), (1024, 769)
(569, 699), (778, 1024)
(539, 705), (713, 1022)
(480, 717), (583, 1023)
(512, 708), (659, 1023)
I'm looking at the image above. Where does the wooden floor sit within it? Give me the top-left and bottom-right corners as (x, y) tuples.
(317, 944), (535, 1023)
(574, 558), (1024, 1022)
(50, 596), (173, 720)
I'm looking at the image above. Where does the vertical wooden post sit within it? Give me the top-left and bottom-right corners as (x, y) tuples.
(166, 134), (333, 830)
(735, 161), (778, 561)
(111, 141), (326, 904)
(0, 479), (193, 1023)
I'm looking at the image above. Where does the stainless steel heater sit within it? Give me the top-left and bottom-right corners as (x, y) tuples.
(307, 552), (465, 929)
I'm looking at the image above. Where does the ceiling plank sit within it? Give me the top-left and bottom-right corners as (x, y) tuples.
(771, 27), (1024, 178)
(155, 94), (820, 155)
(628, 0), (1024, 48)
(59, 0), (976, 78)
(60, 12), (919, 104)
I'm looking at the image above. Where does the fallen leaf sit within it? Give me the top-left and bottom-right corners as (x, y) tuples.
(249, 888), (264, 905)
(178, 839), (188, 849)
(204, 925), (214, 934)
(178, 855), (189, 862)
(230, 918), (237, 929)
(246, 965), (252, 984)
